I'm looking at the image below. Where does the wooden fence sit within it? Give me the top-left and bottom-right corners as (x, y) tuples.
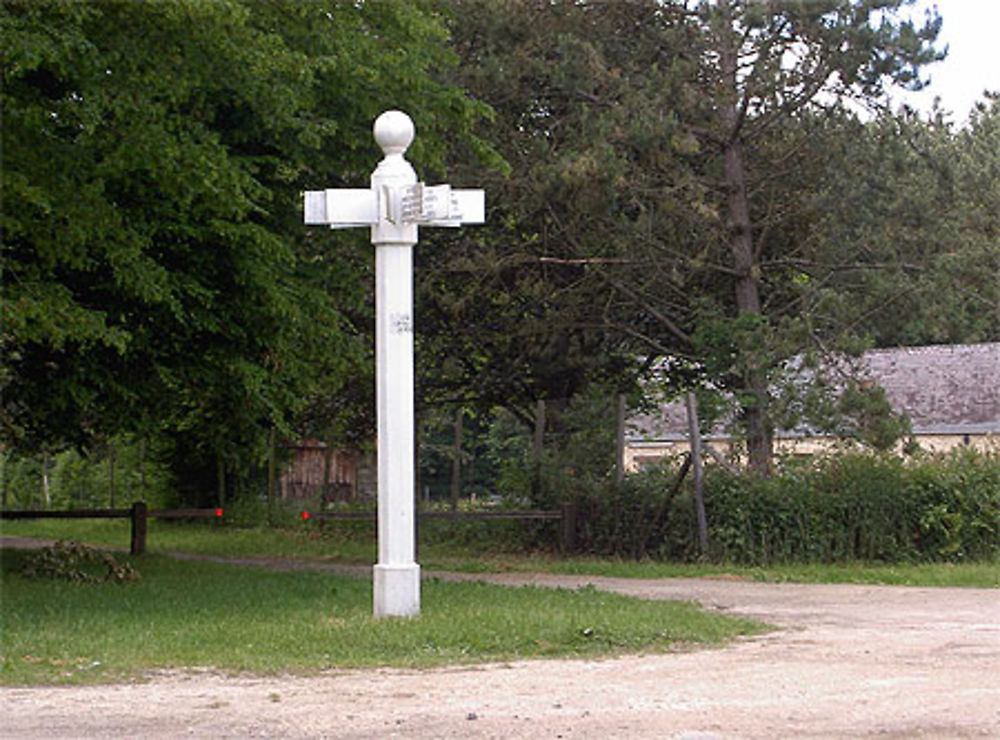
(1, 503), (222, 555)
(311, 503), (578, 553)
(2, 503), (580, 556)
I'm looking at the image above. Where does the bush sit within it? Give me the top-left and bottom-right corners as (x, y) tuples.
(567, 470), (679, 560)
(1, 437), (176, 510)
(559, 450), (1000, 564)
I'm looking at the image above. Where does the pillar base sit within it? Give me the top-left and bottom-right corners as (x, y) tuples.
(373, 563), (421, 618)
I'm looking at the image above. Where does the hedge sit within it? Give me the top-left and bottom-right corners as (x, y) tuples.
(563, 449), (1000, 564)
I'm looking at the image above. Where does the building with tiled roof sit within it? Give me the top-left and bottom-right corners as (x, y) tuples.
(625, 343), (1000, 469)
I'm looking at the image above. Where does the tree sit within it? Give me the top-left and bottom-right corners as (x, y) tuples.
(810, 97), (1000, 347)
(419, 0), (686, 428)
(1, 0), (490, 500)
(434, 1), (945, 473)
(654, 0), (943, 472)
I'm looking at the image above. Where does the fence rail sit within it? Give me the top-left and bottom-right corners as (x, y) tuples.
(311, 504), (578, 552)
(2, 503), (580, 555)
(1, 503), (222, 555)
(1, 508), (134, 519)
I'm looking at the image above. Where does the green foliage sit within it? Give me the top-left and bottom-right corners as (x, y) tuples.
(434, 1), (995, 475)
(568, 467), (678, 561)
(1, 437), (175, 510)
(417, 407), (499, 502)
(1, 0), (493, 500)
(3, 0), (995, 498)
(19, 540), (139, 584)
(833, 381), (913, 451)
(806, 100), (1000, 347)
(483, 409), (535, 501)
(547, 450), (1000, 564)
(418, 513), (551, 555)
(478, 388), (623, 510)
(703, 451), (999, 564)
(417, 0), (664, 421)
(221, 494), (316, 530)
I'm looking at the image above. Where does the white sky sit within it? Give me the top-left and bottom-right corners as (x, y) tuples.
(894, 0), (1000, 123)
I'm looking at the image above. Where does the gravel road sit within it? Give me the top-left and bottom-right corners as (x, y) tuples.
(2, 537), (999, 738)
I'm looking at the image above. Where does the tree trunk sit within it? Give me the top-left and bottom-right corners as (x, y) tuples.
(718, 25), (773, 475)
(139, 437), (147, 499)
(108, 444), (116, 508)
(217, 455), (226, 508)
(532, 398), (546, 499)
(323, 443), (332, 501)
(450, 407), (463, 512)
(40, 454), (50, 509)
(685, 392), (709, 557)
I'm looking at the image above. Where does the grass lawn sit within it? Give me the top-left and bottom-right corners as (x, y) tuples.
(505, 555), (1000, 588)
(0, 546), (763, 686)
(3, 517), (996, 686)
(2, 517), (376, 562)
(4, 518), (998, 588)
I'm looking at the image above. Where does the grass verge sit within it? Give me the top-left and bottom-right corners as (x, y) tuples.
(1, 518), (375, 562)
(0, 547), (763, 686)
(3, 518), (998, 588)
(430, 554), (1000, 588)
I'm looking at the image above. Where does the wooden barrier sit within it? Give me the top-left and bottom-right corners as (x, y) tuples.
(0, 504), (223, 555)
(312, 503), (578, 553)
(2, 502), (580, 555)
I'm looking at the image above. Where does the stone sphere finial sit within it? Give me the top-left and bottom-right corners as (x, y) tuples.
(374, 110), (415, 156)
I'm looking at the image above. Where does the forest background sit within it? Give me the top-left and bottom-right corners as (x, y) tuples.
(2, 0), (998, 517)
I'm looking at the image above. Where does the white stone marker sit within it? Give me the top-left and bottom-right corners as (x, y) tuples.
(304, 110), (484, 617)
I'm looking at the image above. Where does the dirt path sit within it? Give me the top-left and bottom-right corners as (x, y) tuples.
(2, 537), (999, 738)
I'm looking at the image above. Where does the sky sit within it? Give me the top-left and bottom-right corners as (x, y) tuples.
(894, 0), (1000, 123)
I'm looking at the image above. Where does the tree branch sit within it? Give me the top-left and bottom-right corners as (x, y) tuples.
(600, 272), (693, 345)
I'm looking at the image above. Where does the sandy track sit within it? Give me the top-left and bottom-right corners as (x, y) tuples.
(2, 537), (999, 738)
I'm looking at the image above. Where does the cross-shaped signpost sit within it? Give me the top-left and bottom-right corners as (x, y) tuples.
(304, 110), (484, 618)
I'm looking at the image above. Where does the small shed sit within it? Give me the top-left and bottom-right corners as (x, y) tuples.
(280, 440), (375, 502)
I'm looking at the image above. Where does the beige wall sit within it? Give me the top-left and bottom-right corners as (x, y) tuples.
(624, 433), (1000, 472)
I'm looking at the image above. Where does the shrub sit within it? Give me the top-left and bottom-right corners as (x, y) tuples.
(703, 451), (1000, 564)
(1, 437), (176, 510)
(558, 450), (1000, 564)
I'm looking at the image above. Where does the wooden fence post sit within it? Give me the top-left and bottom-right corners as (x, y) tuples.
(532, 399), (546, 498)
(130, 501), (147, 555)
(267, 426), (277, 513)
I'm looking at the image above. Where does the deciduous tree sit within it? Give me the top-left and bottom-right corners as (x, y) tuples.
(1, 0), (489, 500)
